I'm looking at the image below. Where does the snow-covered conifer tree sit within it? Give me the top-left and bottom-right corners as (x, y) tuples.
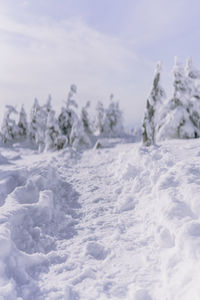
(95, 95), (124, 137)
(29, 98), (49, 151)
(81, 101), (93, 135)
(185, 58), (200, 136)
(35, 106), (48, 152)
(95, 101), (105, 135)
(1, 105), (18, 144)
(173, 57), (192, 101)
(58, 84), (79, 145)
(185, 57), (200, 81)
(45, 94), (52, 114)
(45, 110), (63, 151)
(142, 62), (166, 146)
(104, 94), (124, 137)
(70, 118), (91, 150)
(18, 105), (28, 139)
(29, 98), (40, 143)
(157, 58), (199, 140)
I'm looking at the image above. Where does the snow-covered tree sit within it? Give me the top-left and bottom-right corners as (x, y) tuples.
(18, 105), (28, 139)
(173, 57), (192, 102)
(45, 94), (52, 114)
(70, 119), (91, 150)
(104, 94), (124, 137)
(1, 105), (18, 144)
(142, 62), (166, 146)
(29, 98), (40, 143)
(95, 95), (124, 137)
(184, 58), (200, 134)
(45, 110), (65, 151)
(29, 98), (49, 151)
(157, 58), (199, 140)
(35, 106), (48, 152)
(58, 84), (79, 145)
(81, 101), (93, 135)
(95, 101), (105, 135)
(185, 57), (200, 81)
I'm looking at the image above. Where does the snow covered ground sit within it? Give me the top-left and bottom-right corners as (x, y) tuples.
(0, 138), (200, 299)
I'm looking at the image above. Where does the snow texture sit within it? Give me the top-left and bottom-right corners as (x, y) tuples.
(0, 139), (200, 299)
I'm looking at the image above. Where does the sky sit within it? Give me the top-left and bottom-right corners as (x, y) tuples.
(0, 0), (200, 127)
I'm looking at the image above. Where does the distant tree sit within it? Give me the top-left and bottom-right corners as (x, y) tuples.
(18, 105), (28, 139)
(29, 98), (40, 143)
(70, 119), (91, 150)
(58, 84), (79, 145)
(95, 95), (124, 137)
(104, 94), (124, 137)
(45, 110), (64, 151)
(45, 94), (52, 114)
(1, 105), (18, 144)
(95, 101), (105, 135)
(35, 105), (48, 152)
(173, 57), (192, 101)
(185, 57), (200, 81)
(142, 62), (166, 146)
(29, 98), (50, 151)
(81, 101), (93, 135)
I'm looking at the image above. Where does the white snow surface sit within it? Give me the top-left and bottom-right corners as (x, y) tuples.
(0, 139), (200, 299)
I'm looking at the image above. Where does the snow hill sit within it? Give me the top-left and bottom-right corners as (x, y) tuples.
(0, 139), (200, 300)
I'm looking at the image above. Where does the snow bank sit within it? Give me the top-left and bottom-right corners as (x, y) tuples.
(144, 140), (200, 300)
(0, 154), (80, 299)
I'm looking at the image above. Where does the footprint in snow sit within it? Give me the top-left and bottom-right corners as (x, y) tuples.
(85, 242), (108, 260)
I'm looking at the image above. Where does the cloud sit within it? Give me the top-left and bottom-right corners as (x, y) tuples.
(0, 11), (152, 126)
(3, 0), (194, 126)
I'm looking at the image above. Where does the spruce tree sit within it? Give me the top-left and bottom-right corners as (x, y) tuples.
(1, 105), (18, 144)
(45, 94), (52, 113)
(81, 101), (93, 135)
(35, 105), (48, 152)
(45, 110), (63, 151)
(18, 105), (28, 139)
(142, 62), (165, 146)
(185, 58), (200, 137)
(95, 101), (105, 135)
(105, 94), (124, 137)
(58, 84), (79, 145)
(157, 58), (199, 140)
(29, 98), (40, 143)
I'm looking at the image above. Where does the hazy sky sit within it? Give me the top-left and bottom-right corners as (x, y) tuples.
(0, 0), (200, 126)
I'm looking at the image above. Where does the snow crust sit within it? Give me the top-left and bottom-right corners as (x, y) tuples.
(0, 139), (200, 299)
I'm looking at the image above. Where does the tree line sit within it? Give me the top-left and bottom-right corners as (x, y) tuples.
(0, 85), (124, 151)
(2, 57), (200, 151)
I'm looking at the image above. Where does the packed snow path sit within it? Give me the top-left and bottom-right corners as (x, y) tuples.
(0, 139), (200, 299)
